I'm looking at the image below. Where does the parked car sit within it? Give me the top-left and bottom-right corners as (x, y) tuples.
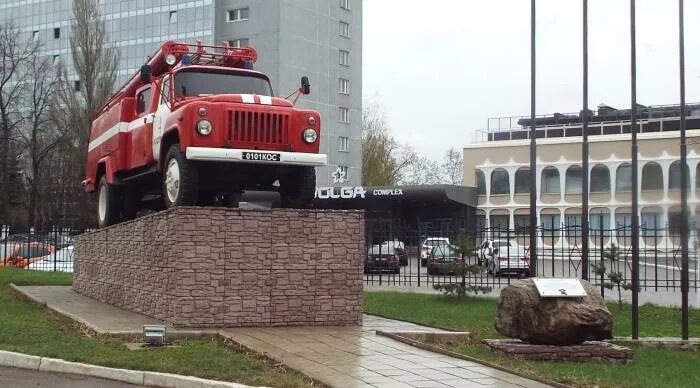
(480, 239), (530, 276)
(379, 240), (408, 265)
(426, 244), (463, 275)
(0, 242), (55, 268)
(420, 237), (451, 266)
(27, 245), (74, 272)
(364, 243), (401, 274)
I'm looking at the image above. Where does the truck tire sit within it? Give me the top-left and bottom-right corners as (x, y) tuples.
(280, 166), (315, 209)
(97, 176), (120, 228)
(162, 144), (198, 208)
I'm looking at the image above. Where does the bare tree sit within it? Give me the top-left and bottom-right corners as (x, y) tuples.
(361, 99), (412, 186)
(0, 23), (39, 223)
(17, 57), (66, 227)
(399, 149), (441, 185)
(440, 146), (464, 185)
(54, 0), (118, 225)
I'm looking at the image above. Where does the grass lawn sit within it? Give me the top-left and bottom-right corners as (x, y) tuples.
(0, 267), (317, 387)
(364, 291), (700, 388)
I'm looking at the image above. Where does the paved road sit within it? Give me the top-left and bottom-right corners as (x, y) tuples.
(0, 366), (139, 388)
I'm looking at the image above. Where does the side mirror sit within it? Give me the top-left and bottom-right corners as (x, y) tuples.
(301, 76), (310, 95)
(140, 65), (152, 84)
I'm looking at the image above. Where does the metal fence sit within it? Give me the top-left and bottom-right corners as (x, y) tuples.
(363, 223), (700, 292)
(0, 225), (87, 272)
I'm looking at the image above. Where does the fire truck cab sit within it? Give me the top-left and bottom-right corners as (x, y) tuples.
(84, 41), (326, 227)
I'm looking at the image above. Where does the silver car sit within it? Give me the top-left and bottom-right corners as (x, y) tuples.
(480, 240), (530, 276)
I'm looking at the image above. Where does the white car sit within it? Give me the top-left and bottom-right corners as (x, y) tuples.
(420, 237), (450, 266)
(479, 240), (529, 276)
(27, 245), (74, 272)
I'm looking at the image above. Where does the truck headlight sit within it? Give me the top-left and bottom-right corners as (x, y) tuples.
(302, 128), (317, 143)
(196, 120), (212, 135)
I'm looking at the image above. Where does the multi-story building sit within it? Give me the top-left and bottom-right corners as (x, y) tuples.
(464, 103), (700, 248)
(0, 0), (362, 186)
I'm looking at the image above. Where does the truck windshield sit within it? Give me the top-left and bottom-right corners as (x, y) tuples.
(174, 71), (272, 97)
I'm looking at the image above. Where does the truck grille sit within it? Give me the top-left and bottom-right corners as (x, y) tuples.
(228, 110), (288, 145)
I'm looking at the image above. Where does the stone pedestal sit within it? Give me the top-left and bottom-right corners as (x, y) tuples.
(73, 207), (364, 327)
(483, 339), (634, 363)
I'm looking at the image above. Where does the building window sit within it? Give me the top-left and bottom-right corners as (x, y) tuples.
(541, 212), (561, 236)
(642, 162), (663, 191)
(696, 163), (700, 189)
(668, 209), (683, 235)
(338, 136), (349, 152)
(340, 0), (350, 10)
(668, 161), (690, 190)
(339, 21), (350, 37)
(514, 168), (530, 194)
(490, 214), (509, 230)
(169, 11), (177, 23)
(616, 163), (632, 192)
(73, 80), (81, 92)
(476, 170), (486, 195)
(589, 209), (611, 231)
(338, 165), (349, 179)
(52, 55), (60, 65)
(590, 164), (611, 193)
(490, 168), (510, 195)
(228, 38), (249, 48)
(513, 215), (530, 234)
(541, 167), (560, 194)
(564, 213), (582, 237)
(339, 49), (350, 66)
(53, 28), (60, 39)
(338, 78), (349, 94)
(641, 209), (662, 229)
(227, 8), (249, 22)
(32, 30), (39, 41)
(339, 107), (349, 123)
(565, 166), (582, 194)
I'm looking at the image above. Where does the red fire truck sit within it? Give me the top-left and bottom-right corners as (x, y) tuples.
(83, 41), (326, 227)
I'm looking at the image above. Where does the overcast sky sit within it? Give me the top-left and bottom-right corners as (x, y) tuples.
(362, 0), (700, 160)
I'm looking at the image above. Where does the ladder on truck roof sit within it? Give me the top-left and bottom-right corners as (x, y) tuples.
(164, 40), (258, 68)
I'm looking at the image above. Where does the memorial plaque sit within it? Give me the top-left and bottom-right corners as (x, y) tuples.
(533, 278), (587, 298)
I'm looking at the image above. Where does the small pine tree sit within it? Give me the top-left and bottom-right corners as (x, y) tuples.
(600, 243), (633, 309)
(433, 232), (492, 298)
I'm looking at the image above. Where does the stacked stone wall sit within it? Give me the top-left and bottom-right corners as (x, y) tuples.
(73, 207), (364, 327)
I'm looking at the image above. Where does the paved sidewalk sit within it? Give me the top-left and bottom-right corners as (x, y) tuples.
(14, 285), (551, 388)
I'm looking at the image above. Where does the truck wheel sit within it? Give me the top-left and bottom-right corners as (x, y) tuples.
(280, 166), (315, 209)
(162, 144), (198, 208)
(97, 176), (120, 228)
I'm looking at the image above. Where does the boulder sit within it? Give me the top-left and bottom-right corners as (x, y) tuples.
(495, 279), (612, 345)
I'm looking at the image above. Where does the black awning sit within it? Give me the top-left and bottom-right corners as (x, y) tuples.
(313, 184), (477, 208)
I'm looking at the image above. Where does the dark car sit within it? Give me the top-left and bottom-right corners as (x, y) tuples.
(364, 243), (401, 274)
(426, 244), (463, 275)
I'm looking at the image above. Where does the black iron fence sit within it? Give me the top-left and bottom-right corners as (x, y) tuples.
(0, 225), (87, 272)
(364, 223), (700, 292)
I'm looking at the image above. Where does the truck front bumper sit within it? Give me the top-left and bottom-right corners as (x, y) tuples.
(185, 147), (327, 167)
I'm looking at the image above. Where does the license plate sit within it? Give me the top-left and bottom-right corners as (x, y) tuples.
(242, 152), (280, 162)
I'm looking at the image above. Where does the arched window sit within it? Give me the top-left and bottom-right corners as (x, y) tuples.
(565, 166), (582, 194)
(668, 161), (690, 190)
(641, 162), (663, 191)
(514, 168), (530, 194)
(696, 163), (700, 189)
(541, 167), (560, 194)
(491, 168), (510, 195)
(590, 164), (611, 193)
(616, 163), (632, 192)
(476, 170), (486, 195)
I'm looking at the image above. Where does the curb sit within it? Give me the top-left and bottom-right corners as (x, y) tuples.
(0, 350), (260, 388)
